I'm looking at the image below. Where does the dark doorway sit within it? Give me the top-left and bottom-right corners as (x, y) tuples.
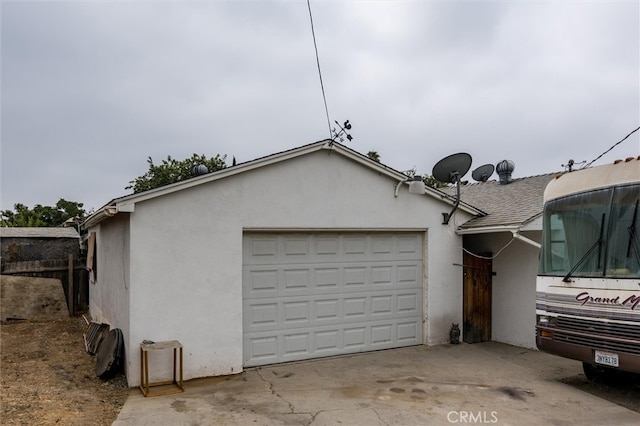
(463, 251), (492, 343)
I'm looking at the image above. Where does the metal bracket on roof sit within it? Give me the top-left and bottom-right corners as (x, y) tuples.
(511, 231), (541, 249)
(442, 173), (461, 225)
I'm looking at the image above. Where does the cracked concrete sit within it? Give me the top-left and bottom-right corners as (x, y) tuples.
(112, 342), (640, 425)
(256, 368), (297, 415)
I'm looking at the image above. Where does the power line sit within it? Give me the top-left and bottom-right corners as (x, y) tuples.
(582, 125), (640, 169)
(306, 0), (332, 138)
(462, 238), (515, 260)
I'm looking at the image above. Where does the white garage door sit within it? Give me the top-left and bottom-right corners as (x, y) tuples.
(243, 232), (424, 367)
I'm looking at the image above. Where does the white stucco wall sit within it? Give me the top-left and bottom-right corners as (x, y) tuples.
(93, 149), (465, 386)
(425, 213), (467, 345)
(464, 231), (541, 349)
(88, 215), (131, 360)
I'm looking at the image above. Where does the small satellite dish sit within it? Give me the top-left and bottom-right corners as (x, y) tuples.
(432, 153), (472, 183)
(471, 164), (495, 182)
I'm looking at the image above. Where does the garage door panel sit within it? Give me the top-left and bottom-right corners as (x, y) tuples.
(243, 232), (423, 366)
(344, 266), (367, 287)
(397, 264), (420, 284)
(371, 294), (393, 315)
(344, 326), (367, 349)
(397, 321), (421, 342)
(248, 238), (279, 258)
(245, 263), (422, 299)
(283, 268), (311, 291)
(343, 236), (367, 256)
(315, 237), (340, 256)
(245, 234), (422, 265)
(245, 269), (279, 295)
(371, 236), (393, 254)
(246, 335), (279, 365)
(314, 298), (341, 320)
(283, 332), (311, 357)
(314, 329), (340, 352)
(397, 235), (422, 254)
(343, 296), (367, 318)
(245, 290), (422, 332)
(315, 267), (340, 289)
(244, 305), (419, 336)
(397, 292), (420, 313)
(283, 300), (310, 325)
(283, 238), (311, 257)
(246, 302), (279, 328)
(244, 317), (423, 367)
(371, 324), (393, 345)
(371, 265), (393, 284)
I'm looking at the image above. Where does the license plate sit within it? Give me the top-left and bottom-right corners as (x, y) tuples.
(595, 350), (619, 367)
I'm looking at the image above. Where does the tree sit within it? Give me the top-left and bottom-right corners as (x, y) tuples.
(1, 199), (86, 227)
(423, 175), (448, 189)
(126, 153), (228, 193)
(366, 151), (381, 162)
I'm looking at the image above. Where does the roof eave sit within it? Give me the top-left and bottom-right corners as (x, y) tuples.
(82, 140), (415, 228)
(81, 140), (487, 229)
(423, 188), (486, 216)
(120, 140), (421, 210)
(82, 205), (117, 229)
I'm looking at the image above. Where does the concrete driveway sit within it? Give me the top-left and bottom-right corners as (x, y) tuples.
(113, 342), (639, 425)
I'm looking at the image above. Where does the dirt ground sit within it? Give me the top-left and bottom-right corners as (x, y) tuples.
(2, 317), (639, 425)
(1, 317), (129, 426)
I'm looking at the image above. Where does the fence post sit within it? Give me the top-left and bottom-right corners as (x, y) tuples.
(68, 253), (74, 316)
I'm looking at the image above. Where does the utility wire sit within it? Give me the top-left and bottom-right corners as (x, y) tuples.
(582, 125), (640, 169)
(307, 0), (332, 138)
(462, 238), (515, 260)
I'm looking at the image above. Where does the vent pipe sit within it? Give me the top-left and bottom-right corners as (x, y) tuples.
(190, 164), (209, 176)
(496, 160), (515, 184)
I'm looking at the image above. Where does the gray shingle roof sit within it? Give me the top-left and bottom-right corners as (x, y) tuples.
(451, 173), (558, 230)
(0, 227), (80, 239)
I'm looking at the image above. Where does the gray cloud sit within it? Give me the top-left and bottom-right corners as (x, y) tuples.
(2, 1), (638, 212)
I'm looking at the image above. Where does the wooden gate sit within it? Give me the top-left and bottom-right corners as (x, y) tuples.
(463, 251), (492, 343)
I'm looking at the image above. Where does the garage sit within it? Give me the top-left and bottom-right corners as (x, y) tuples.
(243, 231), (424, 366)
(85, 140), (468, 385)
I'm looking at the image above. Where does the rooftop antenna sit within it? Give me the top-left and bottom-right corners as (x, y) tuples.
(432, 153), (472, 225)
(331, 120), (353, 143)
(562, 159), (585, 172)
(471, 164), (495, 182)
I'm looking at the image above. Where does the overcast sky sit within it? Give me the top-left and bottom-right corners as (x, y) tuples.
(2, 0), (639, 213)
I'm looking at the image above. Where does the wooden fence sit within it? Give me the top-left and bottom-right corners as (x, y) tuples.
(2, 254), (88, 315)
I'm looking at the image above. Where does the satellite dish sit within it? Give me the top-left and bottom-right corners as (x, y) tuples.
(472, 164), (495, 182)
(431, 152), (473, 225)
(432, 153), (472, 183)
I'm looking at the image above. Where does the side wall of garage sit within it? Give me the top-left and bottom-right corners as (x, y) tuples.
(88, 215), (131, 356)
